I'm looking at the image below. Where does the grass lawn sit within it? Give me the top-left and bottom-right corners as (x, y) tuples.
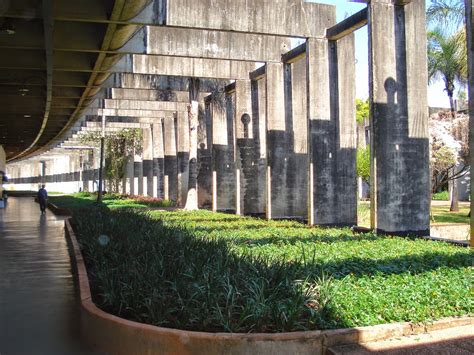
(49, 192), (174, 210)
(357, 201), (470, 227)
(71, 206), (473, 333)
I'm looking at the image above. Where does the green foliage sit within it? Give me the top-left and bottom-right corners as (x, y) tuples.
(356, 146), (370, 184)
(356, 99), (369, 124)
(79, 129), (142, 193)
(72, 209), (473, 333)
(432, 190), (449, 200)
(49, 192), (174, 210)
(427, 27), (467, 101)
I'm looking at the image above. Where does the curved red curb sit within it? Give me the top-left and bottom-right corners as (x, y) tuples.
(64, 220), (473, 355)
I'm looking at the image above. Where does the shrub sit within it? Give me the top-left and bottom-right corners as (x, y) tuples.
(72, 208), (473, 333)
(432, 190), (449, 200)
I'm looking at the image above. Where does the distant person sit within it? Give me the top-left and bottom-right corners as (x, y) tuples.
(38, 184), (48, 214)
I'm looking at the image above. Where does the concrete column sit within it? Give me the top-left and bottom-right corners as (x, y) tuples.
(246, 77), (267, 216)
(368, 0), (430, 235)
(467, 0), (473, 247)
(235, 79), (262, 216)
(176, 111), (190, 207)
(284, 58), (308, 218)
(163, 113), (178, 202)
(142, 124), (154, 197)
(211, 95), (235, 212)
(152, 120), (165, 199)
(330, 34), (357, 225)
(198, 101), (213, 208)
(265, 62), (287, 219)
(133, 151), (143, 195)
(307, 36), (357, 226)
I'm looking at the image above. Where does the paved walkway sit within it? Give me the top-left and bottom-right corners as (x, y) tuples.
(0, 197), (97, 355)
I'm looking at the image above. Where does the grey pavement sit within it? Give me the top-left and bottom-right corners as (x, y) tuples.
(0, 197), (97, 355)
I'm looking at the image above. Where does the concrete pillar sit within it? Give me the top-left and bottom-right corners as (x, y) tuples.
(125, 157), (133, 194)
(211, 95), (235, 212)
(467, 0), (473, 247)
(142, 124), (154, 197)
(306, 36), (357, 226)
(163, 113), (178, 202)
(247, 77), (267, 216)
(330, 34), (357, 225)
(284, 58), (308, 218)
(265, 62), (286, 219)
(198, 101), (213, 208)
(152, 120), (165, 199)
(235, 79), (263, 216)
(133, 152), (143, 195)
(176, 111), (190, 207)
(368, 0), (430, 235)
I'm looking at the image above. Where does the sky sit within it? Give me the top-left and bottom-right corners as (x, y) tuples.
(308, 0), (454, 108)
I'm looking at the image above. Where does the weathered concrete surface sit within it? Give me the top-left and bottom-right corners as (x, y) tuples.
(142, 125), (154, 197)
(307, 38), (334, 226)
(120, 26), (290, 62)
(103, 99), (188, 112)
(265, 63), (287, 219)
(235, 80), (265, 215)
(104, 73), (227, 92)
(467, 0), (473, 247)
(164, 0), (335, 38)
(176, 111), (190, 207)
(163, 113), (178, 202)
(152, 121), (165, 199)
(330, 34), (357, 225)
(284, 57), (308, 218)
(110, 88), (209, 102)
(129, 55), (256, 80)
(368, 0), (430, 235)
(197, 101), (213, 209)
(211, 95), (236, 212)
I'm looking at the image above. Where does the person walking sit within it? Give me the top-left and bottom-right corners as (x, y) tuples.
(38, 184), (48, 214)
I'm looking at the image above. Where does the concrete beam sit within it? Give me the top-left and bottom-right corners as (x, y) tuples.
(129, 55), (256, 80)
(326, 8), (368, 41)
(368, 0), (429, 235)
(119, 26), (291, 63)
(281, 43), (306, 64)
(103, 74), (229, 92)
(162, 0), (336, 38)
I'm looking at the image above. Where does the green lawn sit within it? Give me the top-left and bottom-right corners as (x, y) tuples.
(357, 201), (470, 227)
(72, 207), (473, 333)
(49, 192), (174, 210)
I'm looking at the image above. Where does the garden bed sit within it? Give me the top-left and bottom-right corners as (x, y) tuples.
(70, 207), (473, 334)
(49, 192), (174, 211)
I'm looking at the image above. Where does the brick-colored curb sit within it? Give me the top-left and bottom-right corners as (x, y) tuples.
(47, 202), (71, 216)
(64, 220), (473, 355)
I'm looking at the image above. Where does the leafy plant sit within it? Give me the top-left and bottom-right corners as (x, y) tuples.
(71, 208), (473, 333)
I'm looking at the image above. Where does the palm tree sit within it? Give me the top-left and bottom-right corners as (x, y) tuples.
(427, 0), (465, 30)
(427, 27), (467, 212)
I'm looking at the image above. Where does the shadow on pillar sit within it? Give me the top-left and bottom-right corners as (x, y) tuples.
(197, 145), (212, 209)
(372, 76), (430, 236)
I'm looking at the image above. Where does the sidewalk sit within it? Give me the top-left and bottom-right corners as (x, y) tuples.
(328, 324), (473, 354)
(0, 197), (98, 355)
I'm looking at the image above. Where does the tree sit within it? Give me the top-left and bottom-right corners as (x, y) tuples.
(356, 98), (369, 124)
(184, 78), (200, 210)
(429, 112), (469, 212)
(427, 0), (465, 30)
(79, 129), (142, 194)
(428, 28), (467, 118)
(356, 145), (370, 185)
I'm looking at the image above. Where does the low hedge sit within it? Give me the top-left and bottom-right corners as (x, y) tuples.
(72, 208), (473, 333)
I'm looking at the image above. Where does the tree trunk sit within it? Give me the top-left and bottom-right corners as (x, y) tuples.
(449, 166), (460, 212)
(184, 78), (200, 210)
(447, 90), (460, 212)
